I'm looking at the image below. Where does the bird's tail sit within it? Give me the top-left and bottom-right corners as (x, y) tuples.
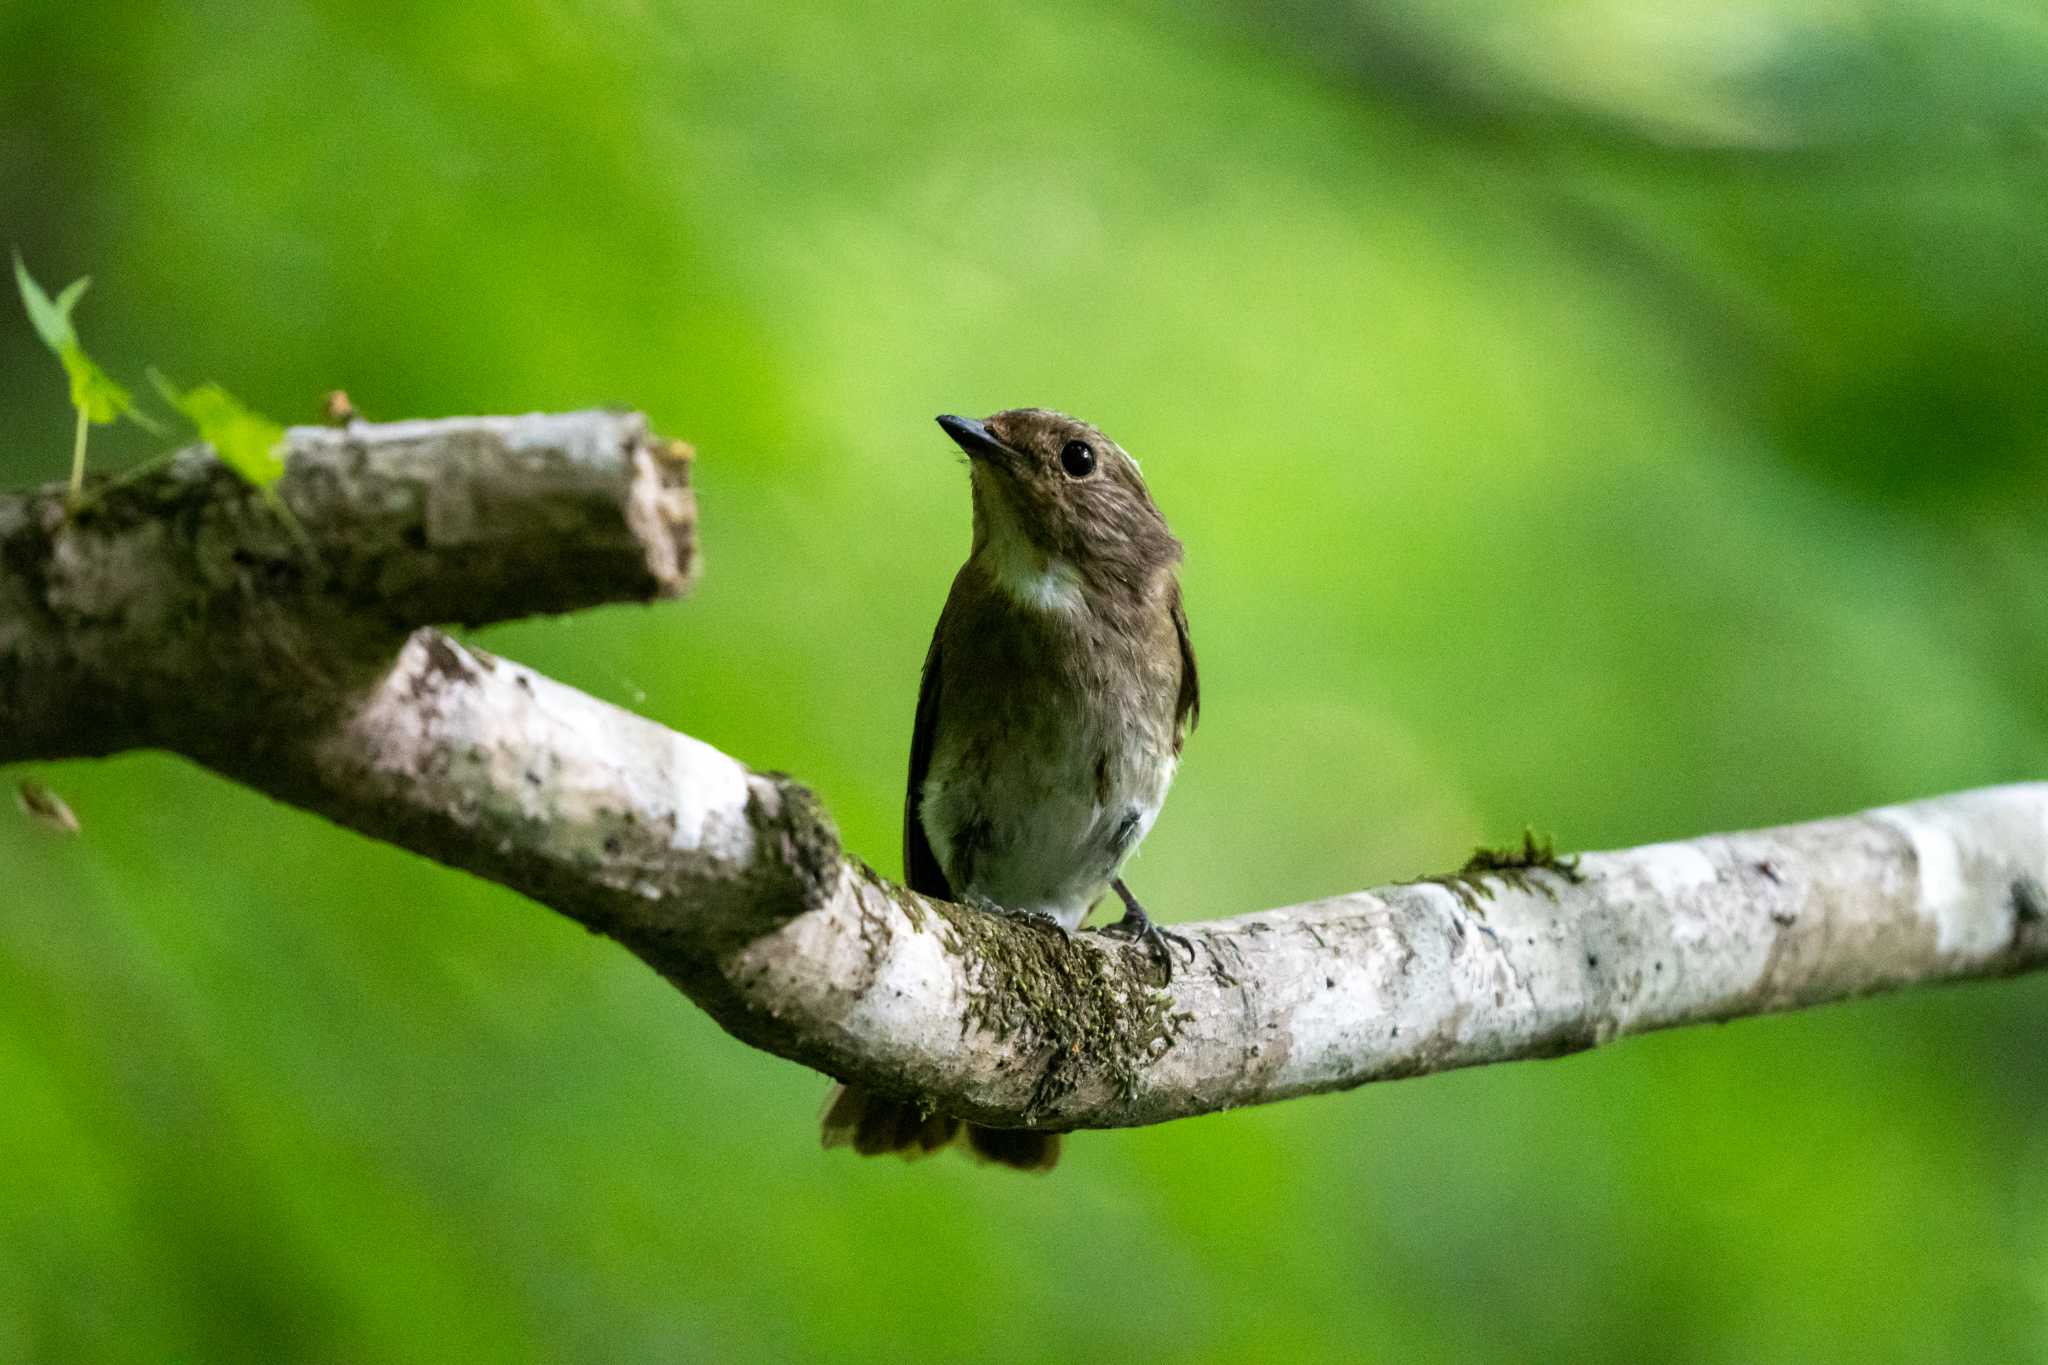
(819, 1084), (1061, 1172)
(962, 1123), (1062, 1172)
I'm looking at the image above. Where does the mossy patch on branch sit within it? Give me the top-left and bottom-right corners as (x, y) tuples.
(1413, 826), (1585, 915)
(743, 772), (844, 924)
(929, 901), (1185, 1121)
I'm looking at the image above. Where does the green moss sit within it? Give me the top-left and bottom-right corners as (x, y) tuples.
(927, 900), (1185, 1120)
(740, 773), (844, 931)
(842, 863), (918, 979)
(1413, 826), (1585, 915)
(861, 861), (926, 932)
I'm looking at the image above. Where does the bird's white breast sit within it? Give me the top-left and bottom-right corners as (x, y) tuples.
(922, 711), (1177, 932)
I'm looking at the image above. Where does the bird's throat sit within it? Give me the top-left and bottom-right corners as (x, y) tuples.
(970, 469), (1084, 614)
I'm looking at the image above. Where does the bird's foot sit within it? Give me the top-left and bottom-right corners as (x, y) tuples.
(966, 892), (1073, 941)
(1011, 907), (1074, 940)
(1100, 881), (1196, 981)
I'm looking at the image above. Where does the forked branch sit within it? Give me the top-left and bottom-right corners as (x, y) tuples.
(5, 410), (2043, 1131)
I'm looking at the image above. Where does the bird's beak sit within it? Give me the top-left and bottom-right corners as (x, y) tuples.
(936, 414), (1012, 467)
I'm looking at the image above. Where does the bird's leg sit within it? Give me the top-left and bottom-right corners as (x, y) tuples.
(1099, 879), (1196, 980)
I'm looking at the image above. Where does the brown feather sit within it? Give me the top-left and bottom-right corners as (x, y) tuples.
(964, 1125), (1063, 1173)
(820, 1084), (960, 1159)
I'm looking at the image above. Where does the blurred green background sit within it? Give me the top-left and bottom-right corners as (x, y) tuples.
(4, 0), (2047, 1360)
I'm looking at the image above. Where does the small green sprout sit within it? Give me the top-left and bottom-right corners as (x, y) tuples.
(13, 252), (162, 503)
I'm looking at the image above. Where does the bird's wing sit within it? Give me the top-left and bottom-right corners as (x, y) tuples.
(902, 616), (953, 900)
(1171, 581), (1200, 752)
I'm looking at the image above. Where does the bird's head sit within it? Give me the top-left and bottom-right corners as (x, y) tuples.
(935, 408), (1181, 602)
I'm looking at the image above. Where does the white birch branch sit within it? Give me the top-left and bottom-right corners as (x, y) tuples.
(4, 410), (2043, 1132)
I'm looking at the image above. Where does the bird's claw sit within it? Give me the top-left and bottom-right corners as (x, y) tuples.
(1099, 910), (1196, 981)
(1016, 908), (1074, 940)
(972, 895), (1072, 940)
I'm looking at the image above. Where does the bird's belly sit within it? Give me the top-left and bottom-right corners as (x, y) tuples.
(921, 729), (1175, 931)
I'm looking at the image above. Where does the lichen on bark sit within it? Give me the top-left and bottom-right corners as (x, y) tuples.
(928, 900), (1186, 1120)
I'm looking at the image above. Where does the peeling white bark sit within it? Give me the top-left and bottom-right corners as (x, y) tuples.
(3, 410), (2043, 1131)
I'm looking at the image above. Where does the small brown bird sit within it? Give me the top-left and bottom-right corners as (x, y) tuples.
(821, 408), (1197, 1171)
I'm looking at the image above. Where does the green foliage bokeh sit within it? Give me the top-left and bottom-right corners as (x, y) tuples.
(3, 1), (2046, 1360)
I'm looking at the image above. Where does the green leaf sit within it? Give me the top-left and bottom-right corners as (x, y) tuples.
(52, 277), (90, 325)
(14, 253), (81, 354)
(59, 344), (139, 425)
(149, 370), (288, 488)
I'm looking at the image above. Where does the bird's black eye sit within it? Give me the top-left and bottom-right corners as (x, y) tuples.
(1059, 440), (1096, 478)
